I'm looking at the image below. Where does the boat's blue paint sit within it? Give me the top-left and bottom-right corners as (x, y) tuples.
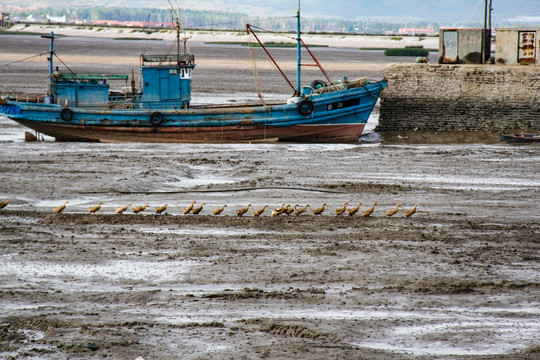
(140, 64), (194, 109)
(1, 12), (387, 143)
(499, 132), (540, 143)
(5, 82), (384, 130)
(0, 104), (21, 115)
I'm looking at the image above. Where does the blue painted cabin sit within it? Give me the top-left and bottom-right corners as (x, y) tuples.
(140, 54), (195, 109)
(53, 73), (128, 108)
(51, 53), (195, 110)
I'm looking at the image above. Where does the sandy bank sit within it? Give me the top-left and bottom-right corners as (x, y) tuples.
(7, 23), (439, 49)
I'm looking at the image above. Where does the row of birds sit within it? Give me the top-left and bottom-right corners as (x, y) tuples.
(1, 200), (419, 217)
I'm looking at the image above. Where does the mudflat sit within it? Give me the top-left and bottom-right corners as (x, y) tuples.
(0, 35), (539, 359)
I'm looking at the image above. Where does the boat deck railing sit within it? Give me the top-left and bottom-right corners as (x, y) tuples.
(190, 100), (286, 110)
(141, 54), (195, 65)
(312, 77), (370, 94)
(1, 94), (47, 104)
(52, 73), (129, 83)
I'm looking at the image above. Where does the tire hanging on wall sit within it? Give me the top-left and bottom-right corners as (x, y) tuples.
(150, 111), (163, 126)
(60, 107), (73, 121)
(297, 98), (314, 116)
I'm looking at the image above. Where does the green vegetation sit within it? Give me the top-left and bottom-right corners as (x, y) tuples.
(5, 6), (441, 34)
(361, 47), (437, 52)
(113, 37), (163, 41)
(0, 30), (49, 36)
(207, 41), (328, 48)
(384, 48), (430, 57)
(261, 42), (297, 48)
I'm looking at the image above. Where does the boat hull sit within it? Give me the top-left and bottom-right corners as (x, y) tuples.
(14, 119), (366, 143)
(499, 133), (540, 143)
(2, 81), (385, 143)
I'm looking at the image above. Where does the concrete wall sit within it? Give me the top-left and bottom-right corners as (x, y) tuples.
(496, 29), (539, 65)
(377, 63), (540, 132)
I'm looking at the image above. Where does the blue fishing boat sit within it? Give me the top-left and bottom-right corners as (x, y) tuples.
(499, 132), (540, 143)
(0, 5), (386, 143)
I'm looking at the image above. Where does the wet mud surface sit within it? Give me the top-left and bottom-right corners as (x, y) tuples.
(1, 35), (540, 359)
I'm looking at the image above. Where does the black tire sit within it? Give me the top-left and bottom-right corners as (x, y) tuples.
(150, 111), (163, 126)
(60, 107), (73, 121)
(297, 98), (314, 116)
(311, 80), (327, 90)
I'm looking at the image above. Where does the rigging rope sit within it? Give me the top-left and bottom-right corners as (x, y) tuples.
(53, 53), (75, 74)
(1, 51), (75, 76)
(248, 24), (297, 42)
(247, 31), (266, 106)
(2, 52), (48, 67)
(460, 0), (483, 27)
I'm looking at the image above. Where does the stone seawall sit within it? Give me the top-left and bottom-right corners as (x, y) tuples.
(377, 64), (540, 133)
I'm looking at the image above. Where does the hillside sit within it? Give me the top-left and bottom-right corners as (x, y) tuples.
(1, 0), (539, 25)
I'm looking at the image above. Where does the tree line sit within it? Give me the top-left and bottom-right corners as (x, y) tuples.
(6, 6), (440, 34)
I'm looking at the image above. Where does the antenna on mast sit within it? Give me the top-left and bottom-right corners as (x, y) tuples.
(167, 0), (180, 58)
(175, 0), (189, 56)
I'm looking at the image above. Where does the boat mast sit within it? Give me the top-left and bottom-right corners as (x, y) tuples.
(296, 0), (301, 96)
(168, 0), (181, 59)
(176, 15), (181, 58)
(49, 32), (54, 94)
(40, 32), (55, 96)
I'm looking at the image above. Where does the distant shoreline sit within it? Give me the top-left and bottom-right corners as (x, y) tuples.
(4, 23), (439, 50)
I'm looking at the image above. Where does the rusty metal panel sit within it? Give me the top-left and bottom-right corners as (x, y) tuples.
(518, 31), (536, 64)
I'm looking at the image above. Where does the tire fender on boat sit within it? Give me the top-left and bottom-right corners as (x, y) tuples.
(297, 98), (314, 116)
(60, 107), (73, 121)
(150, 111), (163, 126)
(124, 103), (133, 110)
(311, 80), (327, 90)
